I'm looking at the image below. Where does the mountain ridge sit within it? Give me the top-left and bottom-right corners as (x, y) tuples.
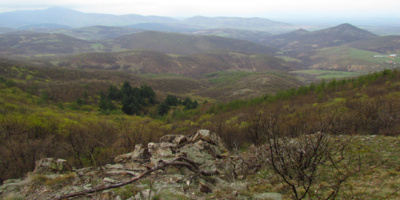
(0, 7), (178, 28)
(107, 31), (278, 55)
(0, 7), (297, 33)
(263, 23), (378, 54)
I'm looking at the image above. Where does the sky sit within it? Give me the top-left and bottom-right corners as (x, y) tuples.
(0, 0), (399, 19)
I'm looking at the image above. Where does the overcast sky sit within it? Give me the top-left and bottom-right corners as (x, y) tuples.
(0, 0), (399, 19)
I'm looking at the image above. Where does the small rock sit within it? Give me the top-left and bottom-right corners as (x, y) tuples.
(114, 152), (132, 163)
(159, 134), (177, 143)
(115, 195), (122, 200)
(192, 130), (213, 143)
(253, 192), (282, 200)
(83, 184), (92, 190)
(105, 164), (124, 170)
(103, 177), (116, 183)
(174, 135), (188, 145)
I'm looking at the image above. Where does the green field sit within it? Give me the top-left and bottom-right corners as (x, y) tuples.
(308, 46), (399, 73)
(316, 47), (387, 63)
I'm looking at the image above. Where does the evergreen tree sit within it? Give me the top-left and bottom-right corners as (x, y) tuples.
(82, 90), (89, 104)
(165, 95), (178, 106)
(183, 97), (198, 110)
(140, 85), (156, 105)
(107, 85), (122, 100)
(98, 91), (115, 111)
(157, 102), (170, 116)
(120, 81), (132, 98)
(122, 95), (140, 115)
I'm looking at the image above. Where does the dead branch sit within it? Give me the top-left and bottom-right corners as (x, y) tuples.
(105, 170), (137, 176)
(54, 157), (218, 200)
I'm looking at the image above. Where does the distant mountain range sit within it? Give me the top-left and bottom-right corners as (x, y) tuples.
(1, 7), (400, 37)
(0, 7), (399, 76)
(0, 7), (176, 28)
(0, 7), (295, 34)
(1, 21), (399, 58)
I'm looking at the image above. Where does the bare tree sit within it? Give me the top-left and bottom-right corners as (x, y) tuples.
(263, 110), (362, 199)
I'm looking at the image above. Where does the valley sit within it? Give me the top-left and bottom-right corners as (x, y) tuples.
(0, 7), (400, 199)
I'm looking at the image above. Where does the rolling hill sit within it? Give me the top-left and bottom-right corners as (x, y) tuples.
(57, 50), (293, 76)
(348, 35), (400, 53)
(0, 30), (278, 56)
(191, 28), (273, 43)
(0, 27), (16, 34)
(127, 23), (199, 33)
(182, 16), (295, 33)
(264, 23), (378, 54)
(108, 31), (278, 55)
(51, 26), (143, 40)
(0, 55), (301, 102)
(18, 23), (72, 32)
(296, 46), (399, 72)
(0, 32), (93, 55)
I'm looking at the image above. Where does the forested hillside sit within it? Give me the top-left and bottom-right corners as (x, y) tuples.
(1, 66), (399, 187)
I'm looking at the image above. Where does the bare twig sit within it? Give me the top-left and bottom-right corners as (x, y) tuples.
(54, 157), (218, 200)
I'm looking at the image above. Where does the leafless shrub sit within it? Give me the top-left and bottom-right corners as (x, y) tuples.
(262, 110), (362, 199)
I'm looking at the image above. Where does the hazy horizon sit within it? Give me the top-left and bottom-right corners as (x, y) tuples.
(0, 0), (399, 21)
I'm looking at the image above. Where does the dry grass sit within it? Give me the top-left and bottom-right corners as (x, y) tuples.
(247, 135), (400, 199)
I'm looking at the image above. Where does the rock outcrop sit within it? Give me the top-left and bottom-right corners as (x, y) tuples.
(0, 130), (280, 200)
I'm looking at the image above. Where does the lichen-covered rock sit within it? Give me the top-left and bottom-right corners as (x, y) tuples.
(253, 192), (282, 200)
(114, 152), (132, 163)
(33, 158), (71, 174)
(1, 130), (269, 200)
(131, 144), (151, 164)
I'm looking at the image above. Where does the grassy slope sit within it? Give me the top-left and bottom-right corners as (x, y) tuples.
(56, 50), (293, 75)
(204, 70), (400, 198)
(301, 46), (399, 72)
(0, 58), (301, 104)
(248, 135), (400, 199)
(1, 63), (400, 198)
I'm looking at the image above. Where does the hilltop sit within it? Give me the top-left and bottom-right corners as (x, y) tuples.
(264, 23), (378, 54)
(0, 30), (278, 56)
(107, 31), (277, 55)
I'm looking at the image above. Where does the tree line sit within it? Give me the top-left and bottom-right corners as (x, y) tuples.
(97, 81), (198, 116)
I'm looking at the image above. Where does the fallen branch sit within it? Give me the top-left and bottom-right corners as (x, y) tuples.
(54, 157), (218, 200)
(105, 170), (137, 176)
